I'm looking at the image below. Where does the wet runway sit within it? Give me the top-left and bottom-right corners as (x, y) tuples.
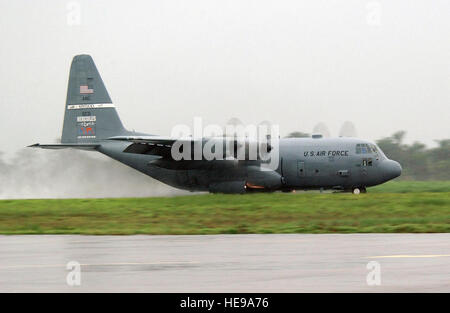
(0, 234), (449, 292)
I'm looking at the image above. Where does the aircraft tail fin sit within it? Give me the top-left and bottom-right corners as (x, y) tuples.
(61, 54), (129, 143)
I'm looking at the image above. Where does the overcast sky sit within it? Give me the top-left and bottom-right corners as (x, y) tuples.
(0, 0), (449, 157)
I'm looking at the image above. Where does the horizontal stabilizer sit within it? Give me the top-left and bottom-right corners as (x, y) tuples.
(28, 143), (100, 151)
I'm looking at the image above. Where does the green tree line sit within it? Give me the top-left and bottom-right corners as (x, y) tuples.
(376, 131), (449, 180)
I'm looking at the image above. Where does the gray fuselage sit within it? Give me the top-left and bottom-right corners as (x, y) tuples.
(96, 136), (402, 193)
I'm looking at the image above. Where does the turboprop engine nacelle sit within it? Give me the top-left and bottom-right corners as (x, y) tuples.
(246, 166), (282, 190)
(208, 168), (282, 193)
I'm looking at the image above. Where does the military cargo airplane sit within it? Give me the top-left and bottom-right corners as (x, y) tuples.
(30, 55), (401, 194)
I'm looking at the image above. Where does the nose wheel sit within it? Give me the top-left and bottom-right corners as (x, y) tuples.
(352, 187), (367, 194)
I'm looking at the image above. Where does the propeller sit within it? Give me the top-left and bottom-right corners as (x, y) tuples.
(312, 122), (331, 138)
(224, 117), (244, 137)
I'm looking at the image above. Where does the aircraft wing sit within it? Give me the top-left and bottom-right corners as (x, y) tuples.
(108, 136), (201, 158)
(107, 136), (272, 159)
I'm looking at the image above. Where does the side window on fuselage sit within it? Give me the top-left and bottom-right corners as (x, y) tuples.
(362, 158), (373, 167)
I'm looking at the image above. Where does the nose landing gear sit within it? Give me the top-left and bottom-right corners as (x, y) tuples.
(352, 187), (367, 194)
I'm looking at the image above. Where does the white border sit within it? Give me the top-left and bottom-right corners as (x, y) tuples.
(68, 103), (115, 110)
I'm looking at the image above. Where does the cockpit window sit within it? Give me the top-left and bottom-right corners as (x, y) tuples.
(356, 143), (372, 154)
(356, 143), (387, 160)
(369, 144), (378, 154)
(374, 144), (387, 159)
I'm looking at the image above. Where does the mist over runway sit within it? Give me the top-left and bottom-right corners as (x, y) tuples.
(0, 149), (189, 199)
(0, 234), (449, 292)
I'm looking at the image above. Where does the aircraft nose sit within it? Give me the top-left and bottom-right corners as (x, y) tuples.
(382, 160), (402, 181)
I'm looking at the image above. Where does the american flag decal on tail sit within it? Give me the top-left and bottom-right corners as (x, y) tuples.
(80, 85), (94, 94)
